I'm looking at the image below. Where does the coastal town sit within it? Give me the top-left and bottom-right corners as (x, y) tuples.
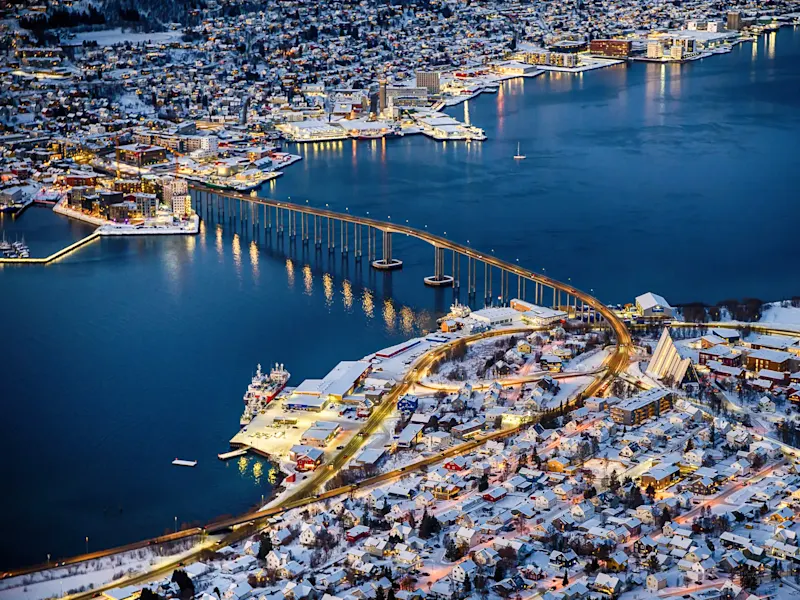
(4, 290), (800, 600)
(2, 0), (800, 598)
(1, 0), (799, 215)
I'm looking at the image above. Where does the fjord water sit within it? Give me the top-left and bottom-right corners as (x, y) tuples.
(1, 28), (798, 568)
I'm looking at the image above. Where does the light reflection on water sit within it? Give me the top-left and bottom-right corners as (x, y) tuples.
(249, 240), (259, 281)
(190, 210), (438, 337)
(303, 264), (313, 295)
(362, 288), (375, 319)
(383, 299), (397, 333)
(342, 279), (353, 310)
(285, 258), (295, 288)
(233, 456), (278, 486)
(323, 272), (334, 306)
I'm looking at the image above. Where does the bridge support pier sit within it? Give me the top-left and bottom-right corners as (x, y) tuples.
(372, 230), (402, 270)
(484, 262), (492, 305)
(467, 257), (477, 297)
(424, 246), (454, 287)
(452, 250), (460, 289)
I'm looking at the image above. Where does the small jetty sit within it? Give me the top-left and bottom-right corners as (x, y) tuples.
(218, 448), (248, 461)
(172, 458), (198, 467)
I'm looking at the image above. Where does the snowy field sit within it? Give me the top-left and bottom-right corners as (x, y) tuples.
(65, 28), (183, 47)
(760, 301), (800, 329)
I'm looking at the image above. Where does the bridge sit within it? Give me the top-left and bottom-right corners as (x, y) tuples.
(189, 184), (625, 326)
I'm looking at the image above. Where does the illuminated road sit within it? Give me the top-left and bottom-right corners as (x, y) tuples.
(5, 193), (633, 595)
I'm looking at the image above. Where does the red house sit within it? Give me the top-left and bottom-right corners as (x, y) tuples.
(444, 457), (468, 472)
(296, 455), (321, 472)
(346, 525), (370, 543)
(483, 487), (507, 503)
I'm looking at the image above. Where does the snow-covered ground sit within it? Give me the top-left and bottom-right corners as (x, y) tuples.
(66, 28), (183, 47)
(760, 301), (800, 329)
(0, 539), (213, 600)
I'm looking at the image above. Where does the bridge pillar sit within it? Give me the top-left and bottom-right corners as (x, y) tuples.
(289, 210), (297, 240)
(372, 230), (402, 270)
(327, 218), (335, 252)
(484, 262), (492, 305)
(467, 257), (476, 296)
(453, 250), (460, 289)
(341, 221), (348, 256)
(424, 246), (454, 287)
(354, 225), (362, 261)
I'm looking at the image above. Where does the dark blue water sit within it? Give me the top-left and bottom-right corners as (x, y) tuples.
(2, 27), (798, 569)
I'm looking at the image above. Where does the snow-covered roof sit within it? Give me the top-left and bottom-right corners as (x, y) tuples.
(636, 291), (671, 310)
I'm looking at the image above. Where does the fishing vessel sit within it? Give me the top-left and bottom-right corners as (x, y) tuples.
(514, 142), (526, 160)
(240, 363), (290, 426)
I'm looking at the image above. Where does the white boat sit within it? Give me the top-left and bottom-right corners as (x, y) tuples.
(514, 142), (526, 160)
(172, 458), (198, 467)
(240, 363), (290, 427)
(449, 301), (472, 318)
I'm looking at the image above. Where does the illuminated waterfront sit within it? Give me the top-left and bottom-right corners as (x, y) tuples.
(2, 27), (799, 569)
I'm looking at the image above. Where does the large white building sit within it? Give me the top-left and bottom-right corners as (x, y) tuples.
(647, 328), (692, 384)
(635, 292), (675, 319)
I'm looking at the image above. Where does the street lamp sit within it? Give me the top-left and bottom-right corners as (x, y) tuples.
(174, 516), (178, 533)
(85, 536), (88, 554)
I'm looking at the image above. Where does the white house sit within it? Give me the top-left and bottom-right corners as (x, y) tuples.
(452, 559), (478, 583)
(300, 524), (322, 547)
(456, 526), (479, 548)
(571, 501), (595, 523)
(532, 490), (558, 510)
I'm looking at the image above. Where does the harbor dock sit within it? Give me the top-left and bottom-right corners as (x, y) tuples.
(218, 448), (249, 460)
(0, 231), (100, 265)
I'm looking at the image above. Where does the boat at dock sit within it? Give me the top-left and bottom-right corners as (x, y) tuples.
(1, 234), (31, 258)
(240, 363), (290, 427)
(172, 458), (198, 467)
(218, 448), (249, 460)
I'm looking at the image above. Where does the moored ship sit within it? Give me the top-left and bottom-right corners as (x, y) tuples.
(240, 363), (290, 426)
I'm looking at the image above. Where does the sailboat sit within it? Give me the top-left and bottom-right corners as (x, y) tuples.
(513, 142), (526, 160)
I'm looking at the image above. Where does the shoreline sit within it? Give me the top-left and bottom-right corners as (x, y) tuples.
(53, 198), (200, 236)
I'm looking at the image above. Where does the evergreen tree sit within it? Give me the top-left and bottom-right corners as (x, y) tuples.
(376, 587), (386, 600)
(646, 554), (660, 574)
(257, 532), (273, 560)
(478, 473), (489, 492)
(562, 570), (569, 586)
(609, 470), (620, 492)
(659, 507), (672, 528)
